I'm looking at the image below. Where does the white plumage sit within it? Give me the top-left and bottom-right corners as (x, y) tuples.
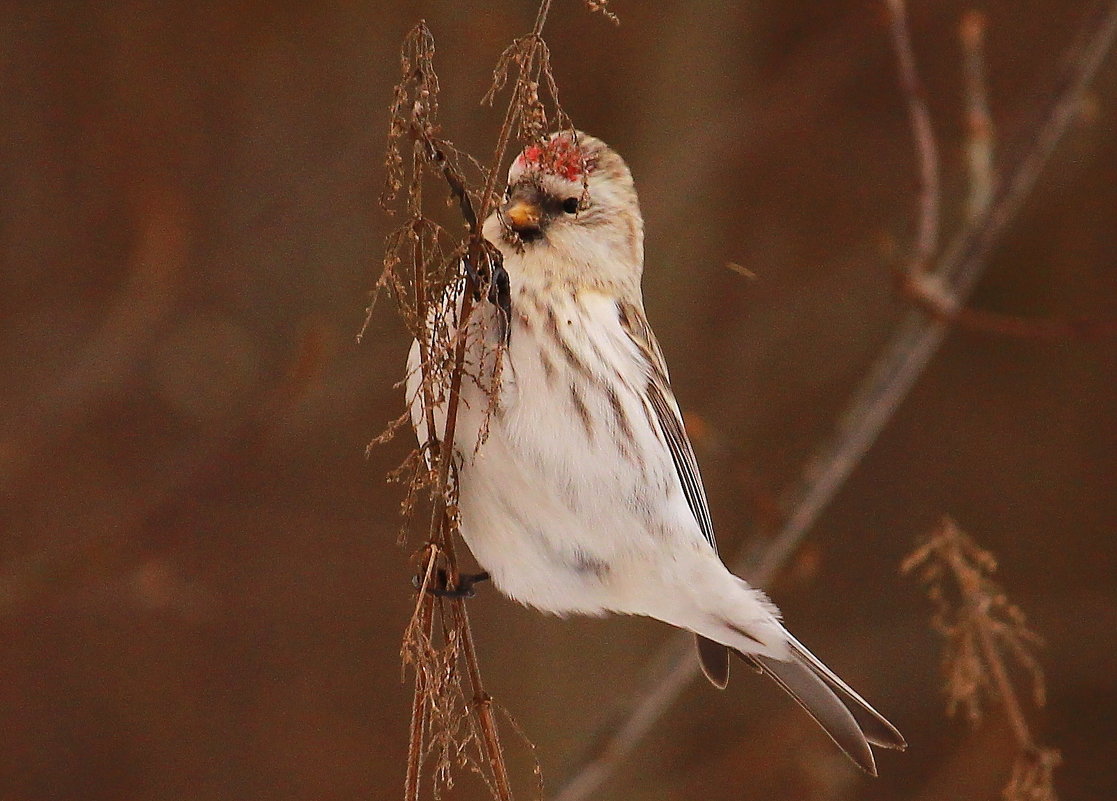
(406, 131), (904, 774)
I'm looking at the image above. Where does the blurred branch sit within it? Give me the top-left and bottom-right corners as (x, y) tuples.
(0, 191), (187, 491)
(895, 1), (1117, 342)
(903, 518), (1061, 801)
(961, 11), (994, 222)
(553, 3), (1117, 798)
(886, 0), (941, 276)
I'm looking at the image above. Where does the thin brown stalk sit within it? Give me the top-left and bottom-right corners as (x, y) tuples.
(405, 559), (437, 801)
(972, 604), (1032, 748)
(406, 4), (563, 790)
(475, 0), (560, 231)
(452, 597), (514, 797)
(381, 3), (616, 799)
(896, 292), (1117, 341)
(553, 4), (1117, 798)
(378, 19), (509, 800)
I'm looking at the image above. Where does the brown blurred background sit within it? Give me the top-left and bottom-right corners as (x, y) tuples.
(1, 1), (1115, 799)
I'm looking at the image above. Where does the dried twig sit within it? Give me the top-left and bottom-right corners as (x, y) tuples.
(903, 518), (1061, 801)
(376, 20), (514, 801)
(375, 4), (617, 800)
(553, 4), (1117, 798)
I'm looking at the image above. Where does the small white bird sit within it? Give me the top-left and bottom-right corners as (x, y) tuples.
(407, 131), (905, 774)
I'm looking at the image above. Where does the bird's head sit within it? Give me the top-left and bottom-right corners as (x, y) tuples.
(484, 131), (645, 293)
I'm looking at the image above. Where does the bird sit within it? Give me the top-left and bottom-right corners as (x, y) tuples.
(406, 131), (906, 775)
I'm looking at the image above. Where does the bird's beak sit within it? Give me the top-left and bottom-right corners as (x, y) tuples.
(502, 186), (545, 240)
(505, 200), (542, 231)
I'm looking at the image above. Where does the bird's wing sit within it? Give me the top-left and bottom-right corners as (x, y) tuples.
(617, 300), (730, 688)
(616, 300), (717, 554)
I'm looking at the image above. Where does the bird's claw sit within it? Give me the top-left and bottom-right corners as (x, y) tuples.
(462, 249), (511, 343)
(413, 568), (491, 599)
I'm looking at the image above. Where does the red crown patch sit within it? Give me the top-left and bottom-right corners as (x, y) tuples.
(517, 137), (587, 182)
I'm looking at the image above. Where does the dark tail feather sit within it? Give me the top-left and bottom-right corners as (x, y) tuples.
(741, 652), (878, 775)
(735, 641), (905, 776)
(783, 634), (907, 751)
(695, 635), (730, 689)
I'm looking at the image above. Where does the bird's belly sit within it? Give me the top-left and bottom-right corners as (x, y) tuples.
(456, 433), (657, 616)
(452, 326), (687, 615)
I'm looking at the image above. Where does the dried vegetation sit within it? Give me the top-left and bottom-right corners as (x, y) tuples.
(370, 3), (616, 799)
(904, 519), (1061, 801)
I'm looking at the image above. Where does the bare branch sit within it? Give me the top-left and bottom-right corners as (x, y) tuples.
(377, 3), (619, 799)
(896, 2), (1117, 343)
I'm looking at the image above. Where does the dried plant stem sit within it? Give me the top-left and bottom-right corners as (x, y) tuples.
(971, 603), (1032, 748)
(393, 2), (578, 797)
(553, 4), (1117, 798)
(385, 21), (509, 801)
(405, 573), (436, 801)
(452, 598), (514, 797)
(409, 7), (561, 788)
(476, 0), (555, 230)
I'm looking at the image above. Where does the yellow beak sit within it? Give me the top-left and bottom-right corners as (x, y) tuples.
(504, 199), (542, 233)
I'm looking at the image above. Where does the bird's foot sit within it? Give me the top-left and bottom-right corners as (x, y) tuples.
(413, 568), (491, 599)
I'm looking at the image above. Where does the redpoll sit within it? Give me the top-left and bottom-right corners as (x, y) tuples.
(407, 131), (905, 774)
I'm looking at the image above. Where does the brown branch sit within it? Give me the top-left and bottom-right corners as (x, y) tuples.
(553, 4), (1117, 798)
(452, 597), (513, 796)
(378, 19), (511, 801)
(897, 0), (1117, 343)
(405, 553), (438, 801)
(382, 2), (616, 798)
(405, 5), (567, 793)
(895, 275), (1117, 341)
(888, 1), (1114, 344)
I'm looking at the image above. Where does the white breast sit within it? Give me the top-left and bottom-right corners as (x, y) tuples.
(411, 270), (705, 615)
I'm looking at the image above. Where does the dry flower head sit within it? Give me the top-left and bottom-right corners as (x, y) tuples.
(903, 517), (1061, 801)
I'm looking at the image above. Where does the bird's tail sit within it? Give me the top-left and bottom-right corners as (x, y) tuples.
(735, 633), (906, 776)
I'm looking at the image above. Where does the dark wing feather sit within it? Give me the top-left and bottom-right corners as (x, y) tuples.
(617, 301), (730, 689)
(616, 301), (717, 553)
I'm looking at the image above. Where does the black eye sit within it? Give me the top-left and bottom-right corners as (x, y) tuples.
(562, 197), (580, 214)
